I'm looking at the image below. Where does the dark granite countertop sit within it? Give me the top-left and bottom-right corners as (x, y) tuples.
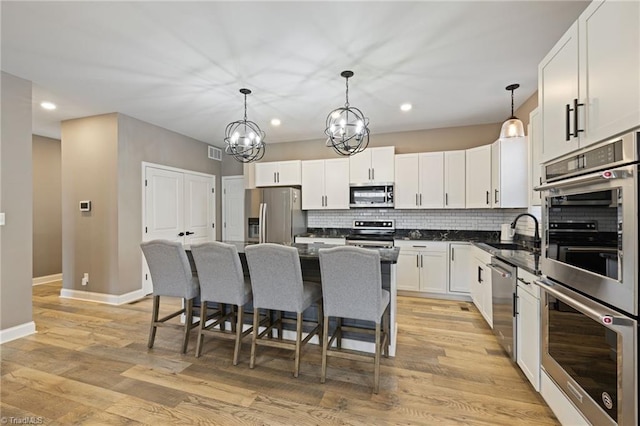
(473, 242), (541, 275)
(297, 228), (351, 238)
(394, 229), (500, 242)
(187, 241), (399, 264)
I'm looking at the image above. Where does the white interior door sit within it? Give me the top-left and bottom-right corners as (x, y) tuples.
(184, 173), (214, 245)
(222, 176), (245, 241)
(145, 167), (184, 242)
(143, 164), (216, 295)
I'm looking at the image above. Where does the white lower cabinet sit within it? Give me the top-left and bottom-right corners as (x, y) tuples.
(470, 247), (492, 328)
(395, 241), (448, 294)
(448, 242), (472, 293)
(516, 268), (541, 391)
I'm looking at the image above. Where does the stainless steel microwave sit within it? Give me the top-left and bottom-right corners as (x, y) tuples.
(349, 184), (394, 208)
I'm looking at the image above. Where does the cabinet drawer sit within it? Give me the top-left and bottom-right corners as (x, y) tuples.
(516, 268), (540, 299)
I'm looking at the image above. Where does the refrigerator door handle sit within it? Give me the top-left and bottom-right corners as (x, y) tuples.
(259, 203), (266, 243)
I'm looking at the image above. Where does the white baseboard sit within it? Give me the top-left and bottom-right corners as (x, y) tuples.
(59, 288), (147, 305)
(0, 321), (36, 344)
(32, 273), (62, 286)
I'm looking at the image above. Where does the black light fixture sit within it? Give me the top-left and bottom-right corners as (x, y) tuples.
(324, 70), (370, 156)
(499, 83), (525, 139)
(224, 88), (265, 163)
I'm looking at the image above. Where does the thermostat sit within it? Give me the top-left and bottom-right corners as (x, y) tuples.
(79, 201), (92, 211)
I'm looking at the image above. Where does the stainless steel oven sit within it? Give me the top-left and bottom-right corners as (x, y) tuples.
(538, 278), (637, 426)
(536, 128), (640, 426)
(537, 130), (639, 317)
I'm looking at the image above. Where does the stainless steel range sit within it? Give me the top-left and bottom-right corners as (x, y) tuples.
(345, 220), (395, 248)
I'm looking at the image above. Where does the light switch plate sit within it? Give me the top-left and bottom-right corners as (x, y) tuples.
(0, 212), (5, 226)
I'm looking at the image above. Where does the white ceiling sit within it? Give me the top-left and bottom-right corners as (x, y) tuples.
(1, 1), (590, 147)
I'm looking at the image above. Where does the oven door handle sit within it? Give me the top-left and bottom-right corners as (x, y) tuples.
(537, 278), (635, 327)
(535, 165), (634, 192)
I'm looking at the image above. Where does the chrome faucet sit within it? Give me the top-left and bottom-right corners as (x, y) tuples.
(510, 213), (541, 248)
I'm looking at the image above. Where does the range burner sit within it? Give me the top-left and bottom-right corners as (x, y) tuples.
(346, 220), (395, 248)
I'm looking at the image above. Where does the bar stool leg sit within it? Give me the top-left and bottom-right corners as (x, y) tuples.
(277, 310), (283, 340)
(383, 307), (390, 358)
(374, 321), (381, 394)
(148, 295), (160, 348)
(321, 315), (330, 384)
(233, 305), (244, 366)
(336, 317), (342, 349)
(294, 312), (303, 378)
(195, 300), (207, 358)
(182, 298), (194, 354)
(250, 307), (259, 369)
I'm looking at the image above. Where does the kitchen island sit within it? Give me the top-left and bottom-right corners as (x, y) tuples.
(186, 242), (400, 356)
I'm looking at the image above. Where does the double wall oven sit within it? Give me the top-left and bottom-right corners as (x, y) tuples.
(536, 130), (639, 426)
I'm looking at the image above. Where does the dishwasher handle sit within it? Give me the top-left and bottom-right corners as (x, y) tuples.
(486, 262), (513, 278)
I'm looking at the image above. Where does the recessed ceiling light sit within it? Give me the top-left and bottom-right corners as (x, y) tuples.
(40, 101), (57, 110)
(271, 118), (281, 126)
(400, 103), (412, 112)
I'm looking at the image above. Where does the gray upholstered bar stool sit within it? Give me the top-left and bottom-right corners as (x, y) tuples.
(318, 246), (390, 393)
(244, 243), (323, 378)
(140, 240), (200, 354)
(190, 242), (264, 364)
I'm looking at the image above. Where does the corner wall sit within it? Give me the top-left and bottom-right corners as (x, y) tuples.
(0, 71), (34, 341)
(33, 135), (62, 278)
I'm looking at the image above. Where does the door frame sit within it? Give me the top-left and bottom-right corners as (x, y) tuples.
(221, 175), (244, 241)
(141, 161), (216, 294)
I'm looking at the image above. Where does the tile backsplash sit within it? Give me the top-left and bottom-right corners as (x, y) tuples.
(308, 208), (531, 232)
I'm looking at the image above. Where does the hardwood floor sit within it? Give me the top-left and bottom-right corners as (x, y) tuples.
(1, 283), (558, 425)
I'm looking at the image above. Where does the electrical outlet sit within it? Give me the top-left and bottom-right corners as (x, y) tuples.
(81, 273), (89, 286)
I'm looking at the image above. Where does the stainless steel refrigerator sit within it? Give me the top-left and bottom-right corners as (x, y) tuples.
(245, 187), (306, 244)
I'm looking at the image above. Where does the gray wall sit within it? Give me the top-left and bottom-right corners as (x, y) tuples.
(117, 114), (221, 294)
(33, 135), (62, 277)
(1, 72), (33, 331)
(222, 92), (538, 175)
(60, 113), (221, 296)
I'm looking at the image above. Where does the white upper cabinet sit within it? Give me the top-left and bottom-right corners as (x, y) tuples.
(491, 137), (528, 208)
(301, 158), (349, 210)
(465, 145), (492, 208)
(528, 108), (543, 206)
(349, 146), (395, 184)
(539, 0), (640, 162)
(444, 150), (465, 208)
(255, 160), (302, 187)
(394, 152), (444, 209)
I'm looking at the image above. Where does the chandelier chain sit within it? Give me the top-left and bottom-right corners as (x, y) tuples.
(345, 76), (350, 108)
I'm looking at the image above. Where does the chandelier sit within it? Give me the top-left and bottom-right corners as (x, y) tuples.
(499, 83), (525, 139)
(224, 88), (265, 163)
(324, 70), (370, 156)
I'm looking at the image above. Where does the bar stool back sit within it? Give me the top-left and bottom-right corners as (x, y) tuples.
(244, 243), (323, 377)
(140, 240), (199, 354)
(190, 242), (255, 364)
(318, 246), (390, 393)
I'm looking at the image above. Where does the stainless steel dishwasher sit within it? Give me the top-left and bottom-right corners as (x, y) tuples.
(487, 257), (517, 361)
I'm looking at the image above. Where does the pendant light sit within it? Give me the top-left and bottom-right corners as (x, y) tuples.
(499, 83), (525, 139)
(324, 70), (370, 156)
(224, 88), (266, 163)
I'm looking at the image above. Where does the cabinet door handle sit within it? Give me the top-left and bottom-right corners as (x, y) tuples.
(277, 172), (280, 183)
(485, 191), (490, 205)
(451, 247), (455, 261)
(416, 254), (420, 268)
(372, 168), (375, 181)
(419, 193), (422, 206)
(565, 103), (571, 141)
(185, 231), (195, 236)
(421, 255), (423, 268)
(494, 189), (499, 204)
(324, 195), (327, 206)
(513, 293), (519, 317)
(368, 168), (371, 180)
(573, 98), (584, 137)
(415, 194), (418, 206)
(445, 193), (448, 206)
(273, 172), (277, 183)
(478, 266), (483, 283)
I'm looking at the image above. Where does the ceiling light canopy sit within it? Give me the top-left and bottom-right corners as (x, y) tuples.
(324, 70), (370, 156)
(40, 101), (57, 110)
(224, 88), (265, 163)
(499, 83), (525, 139)
(400, 103), (412, 112)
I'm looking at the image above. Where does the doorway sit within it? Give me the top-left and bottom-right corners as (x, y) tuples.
(222, 175), (245, 241)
